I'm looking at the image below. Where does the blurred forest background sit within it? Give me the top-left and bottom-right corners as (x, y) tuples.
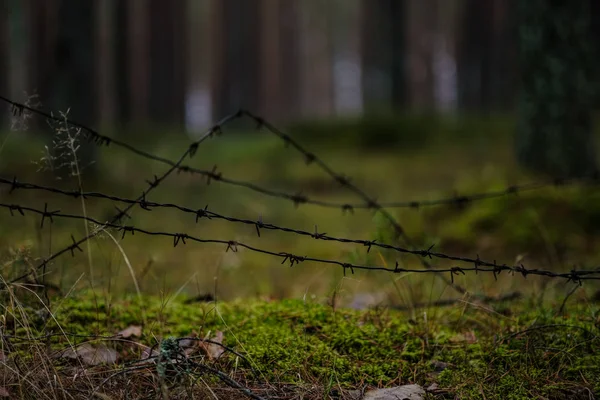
(0, 0), (597, 132)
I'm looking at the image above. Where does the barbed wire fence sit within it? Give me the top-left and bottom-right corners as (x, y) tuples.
(2, 94), (600, 286)
(1, 94), (600, 398)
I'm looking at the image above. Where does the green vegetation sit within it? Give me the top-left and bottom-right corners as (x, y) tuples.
(2, 292), (598, 398)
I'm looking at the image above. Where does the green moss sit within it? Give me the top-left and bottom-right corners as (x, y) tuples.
(4, 291), (598, 398)
(415, 184), (600, 253)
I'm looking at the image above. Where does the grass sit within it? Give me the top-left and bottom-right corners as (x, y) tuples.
(1, 112), (600, 398)
(1, 291), (598, 399)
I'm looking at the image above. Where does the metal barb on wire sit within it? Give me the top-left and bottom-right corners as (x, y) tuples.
(1, 95), (597, 215)
(0, 201), (599, 282)
(4, 176), (600, 283)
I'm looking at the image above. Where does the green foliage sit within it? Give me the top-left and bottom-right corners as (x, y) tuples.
(517, 0), (598, 178)
(422, 185), (600, 252)
(287, 113), (514, 151)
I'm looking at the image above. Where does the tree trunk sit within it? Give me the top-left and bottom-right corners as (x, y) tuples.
(148, 0), (186, 128)
(278, 0), (301, 120)
(127, 0), (150, 126)
(258, 0), (300, 122)
(406, 0), (436, 110)
(96, 0), (116, 128)
(457, 0), (493, 111)
(361, 0), (406, 111)
(210, 0), (261, 121)
(0, 0), (7, 129)
(25, 0), (59, 113)
(516, 0), (597, 178)
(298, 0), (334, 118)
(259, 0), (281, 119)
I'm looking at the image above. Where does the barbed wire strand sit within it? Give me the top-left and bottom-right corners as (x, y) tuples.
(1, 201), (598, 282)
(239, 111), (478, 296)
(3, 96), (598, 290)
(4, 107), (242, 285)
(3, 95), (471, 294)
(1, 95), (595, 212)
(5, 176), (596, 284)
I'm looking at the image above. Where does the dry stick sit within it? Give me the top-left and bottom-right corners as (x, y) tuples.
(7, 111), (242, 286)
(1, 94), (596, 212)
(242, 112), (473, 298)
(5, 177), (598, 283)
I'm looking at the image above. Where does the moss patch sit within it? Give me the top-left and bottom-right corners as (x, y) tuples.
(3, 291), (599, 398)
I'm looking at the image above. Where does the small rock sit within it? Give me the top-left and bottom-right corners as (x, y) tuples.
(362, 384), (425, 400)
(430, 360), (449, 372)
(426, 383), (439, 392)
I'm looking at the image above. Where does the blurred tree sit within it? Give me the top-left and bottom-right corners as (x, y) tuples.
(458, 0), (517, 112)
(0, 0), (7, 128)
(51, 1), (96, 124)
(127, 0), (150, 126)
(259, 0), (300, 121)
(361, 0), (406, 111)
(298, 0), (334, 117)
(278, 1), (301, 120)
(457, 0), (493, 111)
(25, 0), (56, 108)
(406, 0), (436, 110)
(516, 0), (597, 178)
(149, 0), (187, 128)
(211, 0), (261, 120)
(96, 0), (116, 127)
(593, 0), (600, 108)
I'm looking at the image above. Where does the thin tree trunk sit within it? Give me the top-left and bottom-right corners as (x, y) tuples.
(298, 0), (334, 117)
(210, 0), (261, 120)
(127, 0), (149, 126)
(96, 0), (115, 127)
(259, 0), (281, 119)
(0, 0), (7, 128)
(149, 0), (187, 128)
(361, 0), (406, 111)
(25, 0), (59, 110)
(406, 0), (436, 110)
(278, 0), (301, 120)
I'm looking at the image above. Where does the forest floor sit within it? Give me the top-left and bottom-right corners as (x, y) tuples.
(0, 291), (598, 399)
(1, 114), (600, 398)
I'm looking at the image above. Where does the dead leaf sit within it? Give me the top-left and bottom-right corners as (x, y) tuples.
(179, 332), (199, 351)
(0, 387), (9, 397)
(140, 346), (159, 360)
(60, 343), (118, 366)
(199, 331), (225, 360)
(118, 325), (142, 338)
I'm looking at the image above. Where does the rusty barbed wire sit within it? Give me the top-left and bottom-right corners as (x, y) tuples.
(3, 95), (600, 290)
(1, 95), (596, 213)
(236, 111), (475, 295)
(1, 201), (599, 283)
(0, 98), (242, 285)
(5, 175), (596, 285)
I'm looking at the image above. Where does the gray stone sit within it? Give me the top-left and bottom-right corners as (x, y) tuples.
(362, 384), (425, 400)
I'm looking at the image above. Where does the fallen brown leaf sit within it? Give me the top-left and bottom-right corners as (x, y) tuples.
(199, 331), (225, 360)
(118, 325), (142, 338)
(60, 343), (119, 366)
